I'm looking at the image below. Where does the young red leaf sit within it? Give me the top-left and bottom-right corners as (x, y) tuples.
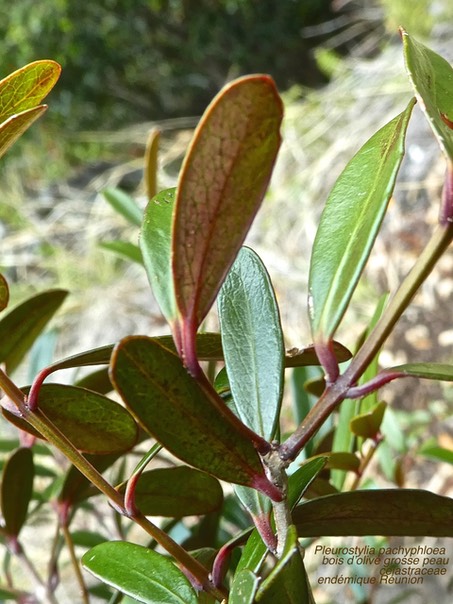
(172, 75), (283, 369)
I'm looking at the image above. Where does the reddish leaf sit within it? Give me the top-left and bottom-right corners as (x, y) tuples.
(110, 336), (280, 499)
(172, 75), (283, 368)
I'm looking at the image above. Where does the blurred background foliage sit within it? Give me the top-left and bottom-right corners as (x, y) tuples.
(0, 0), (450, 169)
(0, 0), (336, 132)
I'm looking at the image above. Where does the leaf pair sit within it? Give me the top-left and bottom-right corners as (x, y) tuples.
(0, 60), (61, 159)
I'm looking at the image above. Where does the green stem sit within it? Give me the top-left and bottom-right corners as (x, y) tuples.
(343, 223), (453, 381)
(281, 223), (453, 462)
(0, 369), (227, 601)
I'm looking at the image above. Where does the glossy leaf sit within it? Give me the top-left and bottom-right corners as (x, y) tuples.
(0, 448), (34, 538)
(308, 99), (415, 344)
(402, 30), (453, 160)
(287, 456), (328, 509)
(0, 105), (47, 160)
(388, 362), (453, 381)
(0, 274), (8, 311)
(103, 188), (143, 227)
(173, 75), (283, 359)
(219, 247), (284, 440)
(82, 541), (198, 604)
(0, 289), (67, 373)
(256, 526), (310, 603)
(99, 240), (143, 264)
(294, 489), (453, 536)
(235, 529), (269, 578)
(0, 60), (61, 122)
(119, 467), (223, 517)
(140, 188), (177, 325)
(229, 569), (260, 604)
(7, 385), (138, 455)
(110, 336), (278, 497)
(350, 401), (387, 439)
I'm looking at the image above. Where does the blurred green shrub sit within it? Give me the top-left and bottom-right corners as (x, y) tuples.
(0, 0), (332, 131)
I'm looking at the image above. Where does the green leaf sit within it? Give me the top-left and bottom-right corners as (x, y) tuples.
(350, 401), (387, 439)
(103, 188), (143, 227)
(99, 240), (143, 264)
(234, 484), (271, 523)
(218, 247), (284, 440)
(0, 274), (8, 311)
(0, 448), (34, 538)
(235, 529), (269, 578)
(0, 60), (61, 122)
(402, 30), (453, 160)
(0, 105), (47, 160)
(256, 525), (311, 603)
(287, 456), (328, 509)
(75, 367), (113, 394)
(229, 569), (260, 604)
(173, 75), (283, 359)
(293, 489), (453, 536)
(388, 362), (453, 381)
(82, 541), (198, 604)
(140, 188), (177, 325)
(6, 384), (138, 455)
(110, 336), (278, 497)
(0, 289), (68, 373)
(308, 99), (415, 344)
(118, 467), (223, 517)
(419, 441), (453, 465)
